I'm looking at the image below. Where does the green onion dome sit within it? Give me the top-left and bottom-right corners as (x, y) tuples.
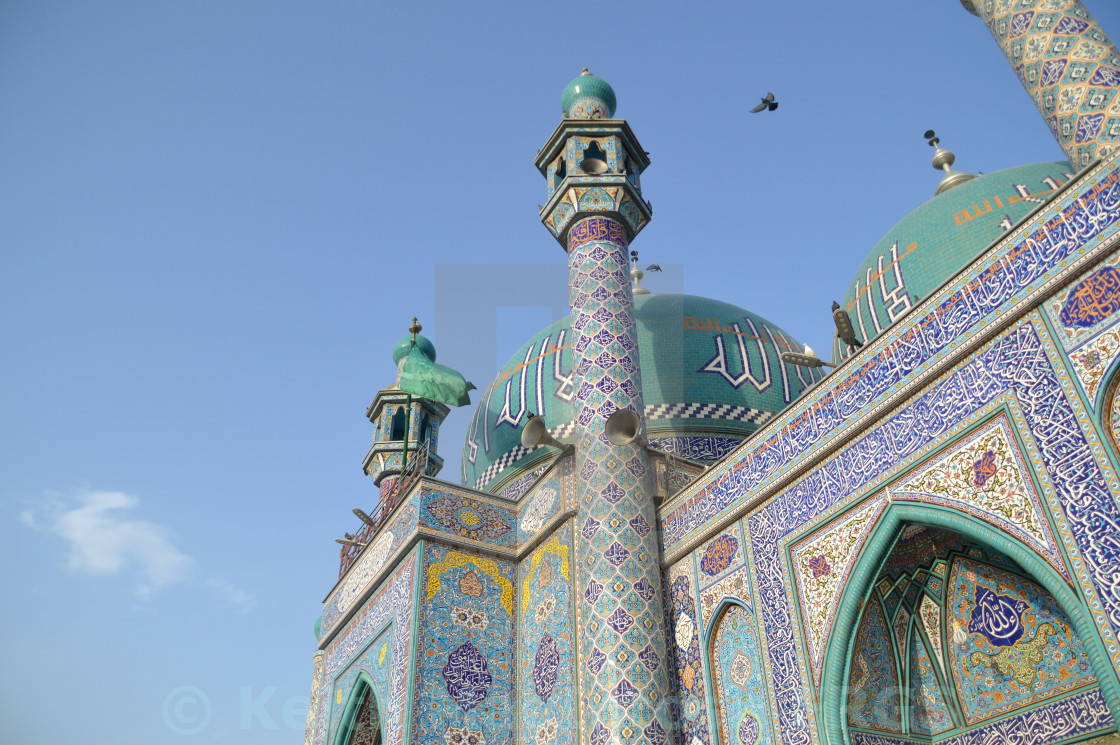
(831, 161), (1072, 364)
(392, 333), (436, 365)
(561, 68), (617, 119)
(462, 294), (825, 494)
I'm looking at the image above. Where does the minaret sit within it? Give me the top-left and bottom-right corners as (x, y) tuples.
(960, 0), (1120, 168)
(534, 70), (669, 745)
(361, 324), (448, 506)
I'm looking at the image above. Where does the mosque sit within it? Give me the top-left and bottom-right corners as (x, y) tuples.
(303, 2), (1120, 744)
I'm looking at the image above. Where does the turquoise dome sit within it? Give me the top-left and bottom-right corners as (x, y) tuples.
(461, 294), (824, 491)
(832, 161), (1072, 364)
(562, 69), (617, 119)
(392, 333), (437, 365)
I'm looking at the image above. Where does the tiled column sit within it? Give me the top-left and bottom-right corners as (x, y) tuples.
(567, 214), (670, 745)
(961, 0), (1120, 168)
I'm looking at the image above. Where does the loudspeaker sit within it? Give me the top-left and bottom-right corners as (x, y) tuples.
(603, 408), (642, 446)
(521, 415), (565, 450)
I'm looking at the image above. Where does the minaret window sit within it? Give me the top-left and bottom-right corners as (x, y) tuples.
(580, 140), (608, 175)
(419, 413), (430, 444)
(390, 408), (406, 441)
(553, 157), (566, 191)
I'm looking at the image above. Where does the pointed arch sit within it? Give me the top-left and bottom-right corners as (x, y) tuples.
(334, 674), (384, 745)
(707, 600), (773, 745)
(818, 502), (1120, 745)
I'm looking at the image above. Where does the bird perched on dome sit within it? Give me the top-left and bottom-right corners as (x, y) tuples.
(750, 92), (778, 113)
(832, 301), (863, 354)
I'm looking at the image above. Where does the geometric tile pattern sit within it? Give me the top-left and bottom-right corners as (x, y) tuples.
(964, 0), (1120, 168)
(665, 561), (710, 745)
(414, 545), (516, 745)
(746, 314), (1120, 745)
(1068, 318), (1120, 406)
(711, 604), (774, 745)
(698, 563), (751, 637)
(919, 595), (945, 675)
(790, 494), (886, 683)
(947, 557), (1098, 726)
(519, 522), (575, 745)
(890, 414), (1069, 581)
(847, 601), (902, 733)
(566, 216), (670, 745)
(421, 488), (515, 547)
(908, 625), (953, 736)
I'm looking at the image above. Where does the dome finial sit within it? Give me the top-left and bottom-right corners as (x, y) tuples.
(630, 250), (650, 295)
(581, 67), (591, 76)
(925, 129), (975, 196)
(409, 316), (422, 342)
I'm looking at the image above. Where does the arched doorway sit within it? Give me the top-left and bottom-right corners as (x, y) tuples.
(335, 678), (383, 745)
(819, 503), (1120, 745)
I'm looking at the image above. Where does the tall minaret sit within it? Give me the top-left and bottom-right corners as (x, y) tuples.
(961, 0), (1120, 168)
(534, 70), (669, 745)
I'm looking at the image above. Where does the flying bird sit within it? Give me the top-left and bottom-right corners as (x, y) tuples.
(646, 264), (662, 272)
(750, 92), (778, 113)
(832, 301), (864, 354)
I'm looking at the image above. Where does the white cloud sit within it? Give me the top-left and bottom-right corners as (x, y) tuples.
(206, 577), (257, 613)
(23, 489), (193, 594)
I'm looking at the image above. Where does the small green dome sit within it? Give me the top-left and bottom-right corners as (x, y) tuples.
(314, 615), (323, 641)
(562, 68), (616, 119)
(393, 334), (437, 365)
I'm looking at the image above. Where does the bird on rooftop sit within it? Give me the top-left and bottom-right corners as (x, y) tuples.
(750, 92), (778, 113)
(646, 264), (662, 272)
(832, 301), (863, 354)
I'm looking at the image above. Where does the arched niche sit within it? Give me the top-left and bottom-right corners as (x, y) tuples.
(819, 502), (1120, 745)
(334, 675), (383, 745)
(707, 601), (773, 745)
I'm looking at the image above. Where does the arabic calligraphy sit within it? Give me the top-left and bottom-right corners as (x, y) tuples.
(952, 177), (1064, 226)
(442, 640), (492, 712)
(532, 633), (559, 703)
(699, 319), (772, 392)
(1058, 265), (1120, 328)
(567, 215), (627, 251)
(972, 450), (998, 487)
(699, 535), (739, 577)
(968, 585), (1030, 647)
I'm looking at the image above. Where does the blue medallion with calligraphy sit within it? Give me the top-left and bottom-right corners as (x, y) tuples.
(442, 640), (492, 712)
(1059, 266), (1120, 328)
(968, 585), (1030, 647)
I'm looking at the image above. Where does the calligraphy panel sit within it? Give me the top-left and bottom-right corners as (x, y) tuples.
(946, 558), (1098, 725)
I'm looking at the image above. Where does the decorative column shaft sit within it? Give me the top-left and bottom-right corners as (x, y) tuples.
(962, 0), (1120, 168)
(567, 214), (670, 745)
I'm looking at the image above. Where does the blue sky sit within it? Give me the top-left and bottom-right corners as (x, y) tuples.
(3, 2), (1119, 743)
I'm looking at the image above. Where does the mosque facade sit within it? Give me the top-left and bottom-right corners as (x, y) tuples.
(304, 2), (1120, 744)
